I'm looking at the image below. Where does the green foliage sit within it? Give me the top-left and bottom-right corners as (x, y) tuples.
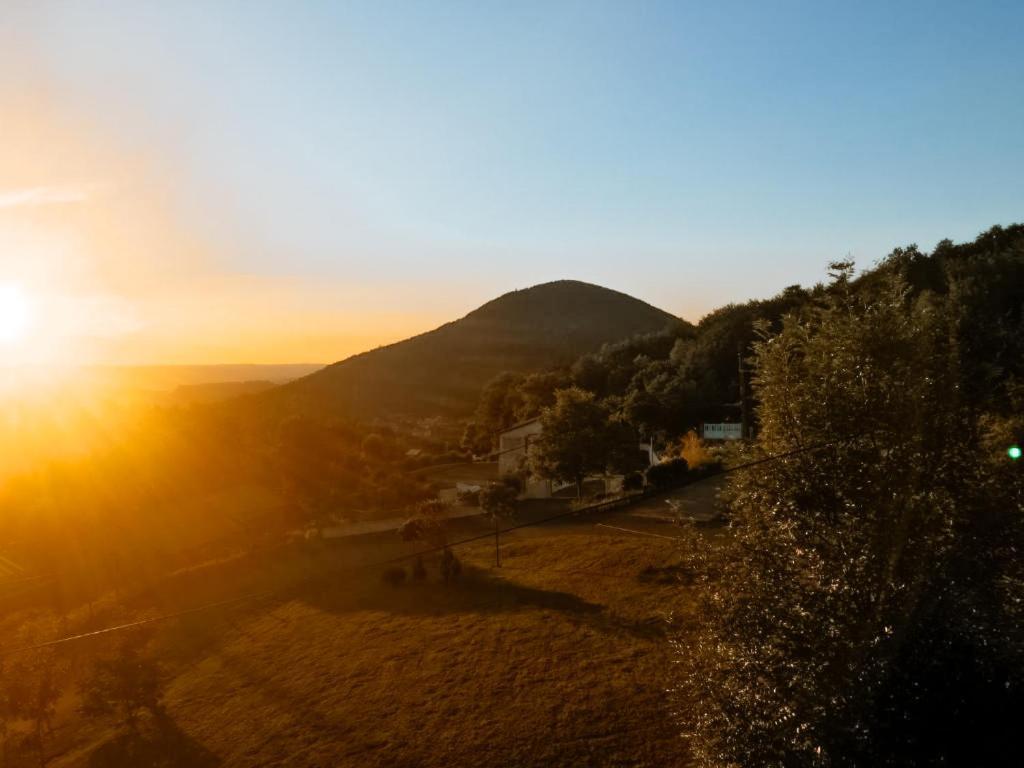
(464, 369), (572, 453)
(675, 263), (1024, 766)
(273, 417), (433, 530)
(532, 387), (633, 497)
(362, 432), (400, 460)
(398, 499), (450, 548)
(622, 471), (644, 491)
(644, 457), (689, 489)
(459, 421), (492, 456)
(79, 640), (163, 728)
(479, 478), (520, 520)
(465, 226), (1024, 469)
(397, 500), (459, 583)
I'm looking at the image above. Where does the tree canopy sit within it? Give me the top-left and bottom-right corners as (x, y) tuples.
(674, 258), (1024, 766)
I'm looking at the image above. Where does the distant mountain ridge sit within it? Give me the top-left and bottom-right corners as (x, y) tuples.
(257, 280), (681, 419)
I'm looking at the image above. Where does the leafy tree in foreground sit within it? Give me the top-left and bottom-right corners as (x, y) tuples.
(675, 263), (1024, 767)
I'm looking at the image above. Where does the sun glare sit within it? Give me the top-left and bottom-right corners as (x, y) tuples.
(0, 282), (33, 344)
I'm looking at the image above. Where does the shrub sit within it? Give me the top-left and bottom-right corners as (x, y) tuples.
(645, 457), (689, 489)
(381, 566), (407, 587)
(79, 642), (162, 729)
(440, 549), (462, 585)
(675, 264), (1024, 767)
(622, 471), (644, 491)
(456, 487), (481, 506)
(479, 479), (519, 520)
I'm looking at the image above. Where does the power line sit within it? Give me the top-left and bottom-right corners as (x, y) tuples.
(594, 523), (685, 541)
(0, 436), (845, 658)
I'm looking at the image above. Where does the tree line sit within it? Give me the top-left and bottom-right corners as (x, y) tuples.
(461, 224), (1024, 765)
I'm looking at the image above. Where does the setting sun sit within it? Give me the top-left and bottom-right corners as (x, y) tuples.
(0, 282), (32, 344)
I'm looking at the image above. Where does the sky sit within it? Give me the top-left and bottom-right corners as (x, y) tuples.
(0, 0), (1021, 365)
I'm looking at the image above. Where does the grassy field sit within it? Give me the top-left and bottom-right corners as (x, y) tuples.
(4, 508), (704, 767)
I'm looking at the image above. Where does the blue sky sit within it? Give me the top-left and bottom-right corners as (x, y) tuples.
(1, 0), (1022, 361)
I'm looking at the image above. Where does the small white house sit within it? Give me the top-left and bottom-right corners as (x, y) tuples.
(497, 417), (552, 498)
(497, 418), (659, 499)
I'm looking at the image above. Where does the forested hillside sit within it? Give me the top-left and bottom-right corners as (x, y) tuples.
(251, 280), (682, 419)
(464, 224), (1024, 451)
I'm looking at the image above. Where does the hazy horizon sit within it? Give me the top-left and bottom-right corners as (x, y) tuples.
(2, 0), (1022, 366)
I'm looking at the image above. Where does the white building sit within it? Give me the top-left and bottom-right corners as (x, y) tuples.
(497, 418), (659, 499)
(497, 417), (552, 498)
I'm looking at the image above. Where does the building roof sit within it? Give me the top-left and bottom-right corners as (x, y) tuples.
(497, 416), (543, 435)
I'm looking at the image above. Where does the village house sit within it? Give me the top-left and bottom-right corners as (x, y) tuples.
(497, 417), (553, 498)
(497, 417), (659, 499)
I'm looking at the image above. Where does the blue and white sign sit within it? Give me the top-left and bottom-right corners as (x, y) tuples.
(702, 423), (743, 441)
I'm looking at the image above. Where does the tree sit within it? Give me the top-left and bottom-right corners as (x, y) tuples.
(398, 499), (449, 548)
(480, 478), (520, 566)
(274, 417), (343, 535)
(532, 387), (618, 498)
(470, 372), (526, 449)
(645, 457), (688, 489)
(675, 264), (1024, 766)
(0, 615), (69, 767)
(459, 422), (491, 457)
(79, 641), (163, 730)
(479, 478), (519, 520)
(0, 662), (15, 768)
(9, 655), (63, 767)
(398, 499), (461, 584)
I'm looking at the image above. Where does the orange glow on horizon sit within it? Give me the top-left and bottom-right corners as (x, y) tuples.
(0, 92), (441, 367)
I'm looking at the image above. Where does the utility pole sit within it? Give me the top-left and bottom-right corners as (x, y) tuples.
(738, 346), (750, 439)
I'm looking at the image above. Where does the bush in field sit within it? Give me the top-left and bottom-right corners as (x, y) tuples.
(79, 640), (163, 729)
(399, 499), (461, 585)
(645, 457), (688, 489)
(440, 548), (462, 584)
(675, 263), (1024, 767)
(398, 499), (449, 547)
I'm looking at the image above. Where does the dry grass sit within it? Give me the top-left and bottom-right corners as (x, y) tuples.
(32, 523), (696, 767)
